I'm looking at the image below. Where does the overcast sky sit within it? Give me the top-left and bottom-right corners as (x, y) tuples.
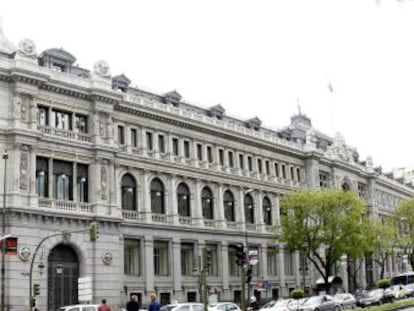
(1, 0), (414, 172)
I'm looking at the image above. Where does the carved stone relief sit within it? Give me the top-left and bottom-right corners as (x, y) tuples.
(16, 38), (37, 59)
(21, 100), (28, 121)
(93, 60), (111, 78)
(20, 151), (28, 190)
(13, 96), (22, 119)
(101, 163), (108, 200)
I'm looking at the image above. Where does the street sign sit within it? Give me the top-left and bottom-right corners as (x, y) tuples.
(248, 250), (259, 265)
(78, 276), (92, 302)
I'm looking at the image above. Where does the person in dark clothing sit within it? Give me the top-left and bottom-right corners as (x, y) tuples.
(127, 295), (140, 311)
(147, 294), (161, 311)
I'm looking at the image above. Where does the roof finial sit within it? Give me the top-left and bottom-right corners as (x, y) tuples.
(297, 98), (302, 115)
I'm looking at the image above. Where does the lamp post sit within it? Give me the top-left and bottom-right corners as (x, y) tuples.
(1, 152), (8, 311)
(243, 188), (253, 310)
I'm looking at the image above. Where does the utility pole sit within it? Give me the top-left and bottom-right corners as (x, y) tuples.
(1, 152), (8, 311)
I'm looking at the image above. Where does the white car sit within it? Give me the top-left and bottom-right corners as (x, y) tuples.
(59, 304), (100, 311)
(162, 303), (205, 311)
(208, 302), (241, 311)
(259, 299), (296, 311)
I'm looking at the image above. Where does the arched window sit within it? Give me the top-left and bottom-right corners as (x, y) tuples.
(151, 178), (165, 214)
(263, 197), (272, 225)
(55, 174), (70, 200)
(177, 183), (190, 217)
(223, 190), (235, 222)
(201, 187), (214, 219)
(342, 183), (350, 192)
(121, 174), (136, 210)
(244, 194), (254, 224)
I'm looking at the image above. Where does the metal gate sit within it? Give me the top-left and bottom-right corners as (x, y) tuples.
(48, 244), (79, 311)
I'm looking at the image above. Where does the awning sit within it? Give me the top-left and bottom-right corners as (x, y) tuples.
(315, 276), (342, 285)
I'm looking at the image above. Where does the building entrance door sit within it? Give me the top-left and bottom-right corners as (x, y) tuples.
(47, 244), (79, 311)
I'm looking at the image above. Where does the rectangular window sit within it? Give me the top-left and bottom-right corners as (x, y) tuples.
(319, 172), (330, 188)
(228, 247), (241, 277)
(197, 144), (203, 161)
(75, 115), (87, 133)
(207, 146), (213, 163)
(158, 134), (165, 153)
(290, 166), (294, 180)
(275, 163), (279, 177)
(248, 156), (253, 171)
(172, 138), (179, 156)
(37, 106), (48, 126)
(77, 164), (88, 203)
(154, 241), (169, 276)
(118, 126), (125, 145)
(146, 132), (153, 151)
(358, 183), (367, 199)
(51, 110), (71, 130)
(219, 149), (224, 166)
(205, 244), (218, 276)
(265, 161), (270, 175)
(53, 159), (73, 200)
(131, 129), (137, 147)
(267, 248), (278, 276)
(239, 154), (244, 170)
(184, 141), (190, 158)
(284, 252), (293, 275)
(124, 239), (141, 275)
(181, 243), (194, 276)
(296, 168), (301, 182)
(36, 157), (49, 198)
(282, 164), (286, 179)
(258, 159), (262, 173)
(228, 151), (234, 168)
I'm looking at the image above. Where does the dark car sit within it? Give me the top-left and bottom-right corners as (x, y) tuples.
(357, 288), (394, 308)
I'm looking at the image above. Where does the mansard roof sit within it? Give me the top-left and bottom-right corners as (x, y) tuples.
(39, 48), (76, 63)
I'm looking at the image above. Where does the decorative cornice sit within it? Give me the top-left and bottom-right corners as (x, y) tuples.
(116, 104), (305, 159)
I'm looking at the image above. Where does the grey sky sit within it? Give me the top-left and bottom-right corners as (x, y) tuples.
(2, 0), (413, 171)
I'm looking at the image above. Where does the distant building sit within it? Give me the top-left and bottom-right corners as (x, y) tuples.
(0, 28), (413, 311)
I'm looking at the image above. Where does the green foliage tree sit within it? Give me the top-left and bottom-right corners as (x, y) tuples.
(393, 198), (414, 270)
(280, 189), (369, 293)
(377, 278), (391, 289)
(290, 288), (305, 299)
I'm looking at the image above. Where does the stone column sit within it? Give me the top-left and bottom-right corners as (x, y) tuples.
(193, 179), (203, 227)
(142, 170), (151, 222)
(144, 236), (154, 293)
(29, 146), (37, 201)
(221, 241), (230, 292)
(294, 251), (301, 288)
(260, 243), (268, 280)
(216, 184), (226, 229)
(191, 141), (199, 167)
(168, 174), (179, 225)
(238, 187), (246, 230)
(109, 160), (119, 216)
(140, 128), (148, 157)
(172, 238), (183, 298)
(153, 133), (159, 159)
(257, 191), (265, 232)
(48, 157), (53, 199)
(73, 162), (78, 202)
(168, 133), (175, 161)
(278, 245), (286, 297)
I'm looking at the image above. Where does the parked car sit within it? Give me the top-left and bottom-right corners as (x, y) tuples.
(297, 295), (341, 311)
(385, 284), (406, 299)
(333, 293), (357, 309)
(162, 303), (205, 311)
(209, 302), (241, 311)
(357, 288), (394, 308)
(259, 299), (296, 311)
(59, 305), (99, 311)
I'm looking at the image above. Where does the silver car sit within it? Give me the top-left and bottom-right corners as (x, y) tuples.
(208, 302), (241, 311)
(333, 293), (356, 309)
(297, 295), (341, 311)
(259, 299), (296, 311)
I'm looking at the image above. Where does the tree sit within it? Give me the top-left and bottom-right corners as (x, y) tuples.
(280, 189), (369, 293)
(393, 198), (414, 270)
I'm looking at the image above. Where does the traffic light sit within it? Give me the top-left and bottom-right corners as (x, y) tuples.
(89, 221), (99, 242)
(31, 298), (36, 308)
(235, 244), (245, 266)
(246, 266), (253, 283)
(33, 283), (40, 296)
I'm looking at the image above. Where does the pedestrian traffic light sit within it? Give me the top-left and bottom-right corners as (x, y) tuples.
(89, 221), (99, 242)
(234, 244), (245, 266)
(31, 297), (36, 308)
(33, 283), (40, 296)
(246, 266), (253, 283)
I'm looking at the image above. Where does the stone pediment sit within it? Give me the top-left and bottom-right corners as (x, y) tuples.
(164, 90), (182, 101)
(210, 104), (225, 113)
(113, 74), (131, 85)
(39, 48), (76, 63)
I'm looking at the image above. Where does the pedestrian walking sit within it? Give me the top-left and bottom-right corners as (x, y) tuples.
(98, 299), (112, 311)
(127, 295), (140, 311)
(147, 294), (161, 311)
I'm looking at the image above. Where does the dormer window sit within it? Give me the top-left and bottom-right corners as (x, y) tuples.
(246, 117), (262, 131)
(112, 74), (131, 93)
(38, 48), (76, 74)
(209, 104), (225, 120)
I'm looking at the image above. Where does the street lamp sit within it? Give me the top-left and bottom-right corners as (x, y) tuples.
(1, 151), (8, 311)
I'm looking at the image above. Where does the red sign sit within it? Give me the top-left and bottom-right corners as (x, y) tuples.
(1, 237), (18, 255)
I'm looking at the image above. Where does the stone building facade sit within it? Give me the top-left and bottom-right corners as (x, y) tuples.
(0, 30), (413, 311)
